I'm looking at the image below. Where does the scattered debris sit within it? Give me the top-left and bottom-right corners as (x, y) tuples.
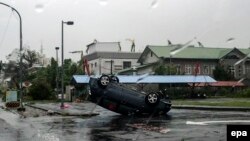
(17, 107), (26, 112)
(60, 104), (70, 109)
(126, 123), (170, 134)
(159, 128), (171, 134)
(47, 110), (55, 116)
(18, 111), (29, 118)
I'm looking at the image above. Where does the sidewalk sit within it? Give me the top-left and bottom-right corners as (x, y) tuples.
(26, 102), (100, 116)
(16, 99), (250, 117)
(172, 98), (250, 112)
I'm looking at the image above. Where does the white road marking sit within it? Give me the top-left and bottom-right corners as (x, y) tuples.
(186, 120), (250, 125)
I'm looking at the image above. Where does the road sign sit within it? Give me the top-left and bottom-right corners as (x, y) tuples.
(6, 91), (17, 102)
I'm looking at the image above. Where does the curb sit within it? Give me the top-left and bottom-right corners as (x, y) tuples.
(26, 104), (99, 116)
(172, 105), (250, 112)
(26, 104), (61, 115)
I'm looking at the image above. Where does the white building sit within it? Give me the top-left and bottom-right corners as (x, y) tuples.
(84, 40), (141, 75)
(6, 46), (50, 67)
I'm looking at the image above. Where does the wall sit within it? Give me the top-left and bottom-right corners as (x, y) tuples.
(88, 58), (139, 75)
(143, 51), (159, 64)
(88, 43), (120, 54)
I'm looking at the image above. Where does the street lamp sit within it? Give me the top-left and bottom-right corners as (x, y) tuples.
(61, 20), (74, 108)
(0, 2), (24, 111)
(55, 47), (59, 99)
(69, 50), (84, 74)
(69, 50), (83, 60)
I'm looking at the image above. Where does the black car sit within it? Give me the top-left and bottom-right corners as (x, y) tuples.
(88, 75), (171, 116)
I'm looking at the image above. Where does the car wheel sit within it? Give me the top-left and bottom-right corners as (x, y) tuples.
(110, 76), (119, 83)
(98, 75), (110, 88)
(145, 92), (160, 106)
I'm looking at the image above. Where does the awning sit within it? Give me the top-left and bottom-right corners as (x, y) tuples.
(71, 75), (216, 84)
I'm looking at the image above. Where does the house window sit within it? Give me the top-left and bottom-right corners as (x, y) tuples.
(193, 64), (200, 75)
(203, 65), (209, 74)
(185, 64), (192, 74)
(210, 65), (215, 74)
(238, 65), (242, 77)
(91, 63), (93, 69)
(227, 65), (235, 75)
(246, 65), (250, 74)
(176, 64), (181, 74)
(150, 51), (153, 57)
(123, 61), (131, 69)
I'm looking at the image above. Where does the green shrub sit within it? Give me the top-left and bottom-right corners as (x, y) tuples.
(233, 88), (250, 98)
(28, 79), (53, 100)
(217, 88), (231, 96)
(2, 93), (6, 102)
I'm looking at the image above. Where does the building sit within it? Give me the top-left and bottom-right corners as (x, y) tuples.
(118, 44), (250, 80)
(84, 40), (141, 75)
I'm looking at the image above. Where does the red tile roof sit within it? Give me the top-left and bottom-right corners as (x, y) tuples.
(189, 81), (245, 87)
(209, 81), (244, 87)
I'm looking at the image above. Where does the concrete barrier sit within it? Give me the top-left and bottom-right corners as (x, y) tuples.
(5, 101), (20, 109)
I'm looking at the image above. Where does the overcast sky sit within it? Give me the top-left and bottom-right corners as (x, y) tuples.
(1, 0), (250, 62)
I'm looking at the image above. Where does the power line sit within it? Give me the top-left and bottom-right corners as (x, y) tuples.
(0, 10), (13, 49)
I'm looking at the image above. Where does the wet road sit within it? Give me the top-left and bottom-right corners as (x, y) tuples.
(1, 105), (250, 141)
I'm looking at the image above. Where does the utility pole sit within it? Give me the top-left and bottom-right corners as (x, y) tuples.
(55, 47), (59, 98)
(0, 2), (25, 111)
(110, 60), (113, 75)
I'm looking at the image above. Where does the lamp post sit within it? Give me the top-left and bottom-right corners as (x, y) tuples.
(55, 47), (59, 98)
(0, 2), (24, 110)
(169, 55), (172, 75)
(61, 21), (74, 108)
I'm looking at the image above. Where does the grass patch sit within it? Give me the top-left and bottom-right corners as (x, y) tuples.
(173, 99), (250, 107)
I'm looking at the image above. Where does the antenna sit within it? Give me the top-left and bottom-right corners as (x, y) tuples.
(167, 40), (172, 45)
(40, 40), (44, 55)
(126, 38), (135, 52)
(40, 40), (45, 66)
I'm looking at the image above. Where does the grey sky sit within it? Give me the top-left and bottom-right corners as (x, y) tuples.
(1, 0), (250, 62)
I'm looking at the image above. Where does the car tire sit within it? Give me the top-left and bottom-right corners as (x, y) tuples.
(145, 92), (160, 106)
(98, 75), (110, 88)
(110, 76), (119, 83)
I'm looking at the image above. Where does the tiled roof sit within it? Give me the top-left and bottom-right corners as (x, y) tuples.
(192, 81), (245, 87)
(147, 45), (250, 59)
(210, 81), (245, 87)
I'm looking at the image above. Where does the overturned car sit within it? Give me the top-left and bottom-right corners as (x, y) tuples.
(88, 75), (172, 116)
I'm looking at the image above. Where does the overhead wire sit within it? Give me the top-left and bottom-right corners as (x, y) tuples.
(0, 9), (13, 49)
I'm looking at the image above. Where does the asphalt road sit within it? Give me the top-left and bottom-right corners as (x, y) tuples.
(1, 104), (250, 141)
